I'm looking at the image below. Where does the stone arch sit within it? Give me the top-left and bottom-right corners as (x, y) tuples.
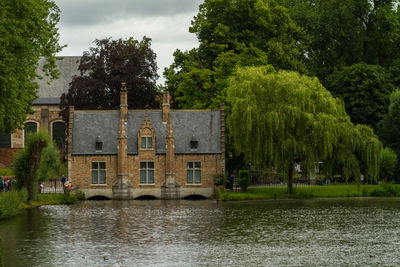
(87, 195), (111, 200)
(135, 195), (159, 200)
(182, 194), (208, 200)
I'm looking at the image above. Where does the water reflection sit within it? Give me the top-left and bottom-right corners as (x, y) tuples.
(1, 198), (400, 266)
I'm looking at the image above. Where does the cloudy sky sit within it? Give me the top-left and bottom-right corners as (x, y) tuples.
(55, 0), (203, 84)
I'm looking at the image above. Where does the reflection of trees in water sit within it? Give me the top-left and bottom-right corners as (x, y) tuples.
(0, 207), (51, 266)
(0, 237), (3, 266)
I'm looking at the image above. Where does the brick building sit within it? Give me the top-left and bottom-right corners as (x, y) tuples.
(68, 83), (225, 199)
(0, 57), (80, 167)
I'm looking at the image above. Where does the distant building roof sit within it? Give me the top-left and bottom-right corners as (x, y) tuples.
(35, 56), (81, 99)
(71, 110), (222, 155)
(32, 98), (61, 105)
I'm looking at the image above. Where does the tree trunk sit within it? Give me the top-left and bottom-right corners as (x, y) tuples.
(288, 161), (294, 194)
(27, 140), (47, 201)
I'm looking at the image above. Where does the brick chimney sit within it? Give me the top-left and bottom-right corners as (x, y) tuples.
(162, 92), (170, 123)
(165, 109), (175, 175)
(113, 82), (132, 199)
(161, 93), (180, 199)
(117, 82), (128, 180)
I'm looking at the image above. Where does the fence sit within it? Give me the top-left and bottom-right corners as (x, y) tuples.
(41, 180), (64, 193)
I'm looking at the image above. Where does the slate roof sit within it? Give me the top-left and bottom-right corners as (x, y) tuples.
(32, 98), (61, 105)
(35, 56), (81, 100)
(71, 110), (222, 155)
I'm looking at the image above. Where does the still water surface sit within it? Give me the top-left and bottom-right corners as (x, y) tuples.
(1, 198), (400, 266)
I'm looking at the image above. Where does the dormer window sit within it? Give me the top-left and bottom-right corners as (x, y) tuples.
(141, 136), (152, 149)
(190, 134), (198, 150)
(96, 136), (103, 151)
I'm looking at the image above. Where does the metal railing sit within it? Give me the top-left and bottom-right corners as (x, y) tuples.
(41, 180), (64, 193)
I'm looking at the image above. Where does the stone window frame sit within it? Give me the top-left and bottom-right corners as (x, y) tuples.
(187, 161), (201, 185)
(139, 161), (154, 184)
(95, 136), (103, 152)
(140, 136), (153, 150)
(23, 120), (40, 146)
(50, 120), (65, 149)
(91, 161), (106, 185)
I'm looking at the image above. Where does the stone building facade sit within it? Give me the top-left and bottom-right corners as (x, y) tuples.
(0, 57), (80, 167)
(68, 84), (225, 199)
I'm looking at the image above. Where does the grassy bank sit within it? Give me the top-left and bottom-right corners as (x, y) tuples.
(219, 184), (400, 201)
(0, 192), (77, 220)
(27, 193), (74, 207)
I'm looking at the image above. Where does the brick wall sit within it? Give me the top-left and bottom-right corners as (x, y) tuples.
(11, 105), (65, 148)
(70, 153), (222, 197)
(0, 148), (19, 167)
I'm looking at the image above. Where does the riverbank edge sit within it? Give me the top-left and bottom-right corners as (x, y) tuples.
(217, 184), (400, 201)
(0, 193), (76, 221)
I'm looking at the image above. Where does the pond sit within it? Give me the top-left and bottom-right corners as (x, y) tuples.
(1, 198), (400, 266)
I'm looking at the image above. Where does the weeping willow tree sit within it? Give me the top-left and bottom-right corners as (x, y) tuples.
(227, 66), (381, 192)
(14, 131), (60, 201)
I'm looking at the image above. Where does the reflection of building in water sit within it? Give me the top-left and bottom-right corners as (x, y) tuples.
(68, 84), (225, 199)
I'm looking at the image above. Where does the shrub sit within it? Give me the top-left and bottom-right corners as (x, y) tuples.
(212, 186), (224, 200)
(0, 190), (27, 220)
(73, 190), (86, 201)
(214, 173), (227, 187)
(379, 148), (397, 182)
(238, 170), (251, 191)
(62, 192), (77, 204)
(370, 184), (400, 197)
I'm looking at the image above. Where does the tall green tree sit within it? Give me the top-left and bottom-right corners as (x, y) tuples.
(327, 63), (394, 130)
(379, 147), (397, 182)
(378, 90), (400, 180)
(0, 0), (63, 133)
(14, 131), (60, 201)
(164, 0), (307, 109)
(60, 37), (159, 119)
(285, 0), (400, 83)
(227, 66), (381, 192)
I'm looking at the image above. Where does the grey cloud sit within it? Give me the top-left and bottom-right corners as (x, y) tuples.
(55, 0), (203, 26)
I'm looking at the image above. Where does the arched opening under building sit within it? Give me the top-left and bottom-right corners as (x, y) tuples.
(135, 195), (159, 200)
(87, 195), (111, 200)
(182, 194), (208, 200)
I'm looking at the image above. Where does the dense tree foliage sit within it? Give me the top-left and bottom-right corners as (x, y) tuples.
(60, 37), (159, 118)
(164, 0), (306, 108)
(227, 66), (381, 191)
(379, 147), (397, 181)
(378, 90), (400, 178)
(327, 63), (394, 130)
(285, 0), (400, 82)
(14, 132), (60, 201)
(0, 0), (63, 133)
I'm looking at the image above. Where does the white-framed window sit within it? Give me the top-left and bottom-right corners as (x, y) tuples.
(187, 162), (201, 184)
(92, 162), (106, 184)
(140, 161), (154, 184)
(141, 136), (152, 149)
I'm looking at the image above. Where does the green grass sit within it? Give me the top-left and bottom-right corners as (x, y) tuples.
(220, 184), (400, 201)
(27, 193), (77, 207)
(0, 168), (14, 176)
(28, 193), (67, 206)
